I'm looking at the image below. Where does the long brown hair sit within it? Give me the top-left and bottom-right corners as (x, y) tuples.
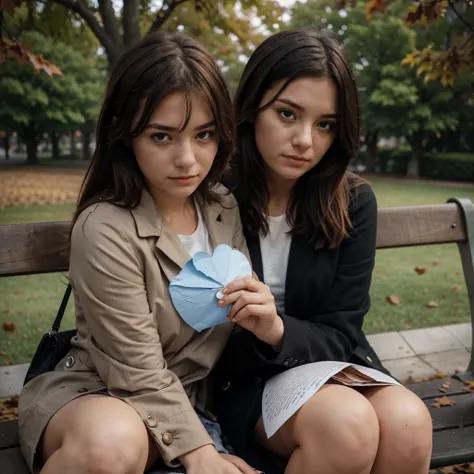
(72, 32), (234, 231)
(227, 28), (365, 247)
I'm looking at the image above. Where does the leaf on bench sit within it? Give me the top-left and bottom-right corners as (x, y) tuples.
(435, 462), (474, 473)
(462, 381), (474, 392)
(432, 396), (456, 408)
(0, 395), (19, 421)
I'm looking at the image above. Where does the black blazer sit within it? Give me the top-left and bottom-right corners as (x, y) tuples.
(217, 183), (386, 386)
(214, 184), (387, 473)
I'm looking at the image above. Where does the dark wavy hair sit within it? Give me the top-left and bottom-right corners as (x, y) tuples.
(72, 31), (234, 231)
(227, 28), (365, 247)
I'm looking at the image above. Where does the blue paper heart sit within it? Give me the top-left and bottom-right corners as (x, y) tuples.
(169, 245), (252, 332)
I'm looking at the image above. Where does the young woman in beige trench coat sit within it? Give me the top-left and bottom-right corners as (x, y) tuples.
(18, 32), (257, 474)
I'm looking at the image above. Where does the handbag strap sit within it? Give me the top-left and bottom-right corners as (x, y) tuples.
(50, 284), (72, 333)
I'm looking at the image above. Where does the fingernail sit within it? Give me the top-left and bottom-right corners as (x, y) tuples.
(218, 300), (224, 306)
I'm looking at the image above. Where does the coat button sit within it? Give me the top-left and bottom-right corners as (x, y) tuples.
(283, 359), (290, 367)
(146, 414), (157, 428)
(366, 356), (373, 363)
(222, 381), (231, 391)
(65, 355), (75, 368)
(162, 432), (173, 445)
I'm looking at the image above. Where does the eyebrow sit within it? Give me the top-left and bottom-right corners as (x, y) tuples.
(276, 98), (339, 119)
(146, 120), (216, 132)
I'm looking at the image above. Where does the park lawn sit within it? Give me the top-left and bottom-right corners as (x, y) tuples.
(1, 176), (474, 364)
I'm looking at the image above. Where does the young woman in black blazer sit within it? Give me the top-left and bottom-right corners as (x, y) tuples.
(215, 29), (432, 474)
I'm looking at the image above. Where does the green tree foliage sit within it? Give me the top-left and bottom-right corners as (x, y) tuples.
(290, 0), (470, 176)
(0, 31), (105, 163)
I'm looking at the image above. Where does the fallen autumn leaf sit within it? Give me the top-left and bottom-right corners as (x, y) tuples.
(386, 295), (400, 305)
(432, 396), (456, 408)
(2, 321), (16, 332)
(414, 266), (428, 275)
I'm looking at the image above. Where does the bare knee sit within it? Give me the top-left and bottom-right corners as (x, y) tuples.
(63, 418), (149, 474)
(41, 396), (150, 474)
(297, 386), (380, 473)
(376, 389), (433, 468)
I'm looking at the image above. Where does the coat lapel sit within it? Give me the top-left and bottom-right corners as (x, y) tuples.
(244, 230), (264, 282)
(199, 195), (234, 251)
(131, 190), (232, 283)
(284, 234), (314, 312)
(244, 229), (315, 315)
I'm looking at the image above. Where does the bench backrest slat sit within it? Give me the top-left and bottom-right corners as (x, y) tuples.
(0, 202), (469, 277)
(377, 203), (465, 249)
(0, 221), (70, 277)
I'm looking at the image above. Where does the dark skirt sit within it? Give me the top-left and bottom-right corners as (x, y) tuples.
(216, 378), (286, 474)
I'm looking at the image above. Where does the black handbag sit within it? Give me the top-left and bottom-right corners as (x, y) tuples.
(23, 284), (77, 386)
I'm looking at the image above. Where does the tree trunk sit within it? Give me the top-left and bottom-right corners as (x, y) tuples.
(3, 133), (9, 160)
(70, 132), (77, 157)
(365, 132), (378, 173)
(406, 131), (424, 178)
(26, 138), (39, 164)
(82, 129), (92, 160)
(51, 132), (61, 160)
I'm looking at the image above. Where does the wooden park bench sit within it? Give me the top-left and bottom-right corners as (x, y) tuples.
(1, 197), (474, 473)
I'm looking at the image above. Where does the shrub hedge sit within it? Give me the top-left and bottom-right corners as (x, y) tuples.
(357, 148), (474, 181)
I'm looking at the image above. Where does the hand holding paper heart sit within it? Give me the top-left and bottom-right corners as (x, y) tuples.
(169, 245), (252, 332)
(219, 277), (283, 348)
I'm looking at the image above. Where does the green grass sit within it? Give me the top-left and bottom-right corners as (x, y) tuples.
(0, 204), (75, 224)
(1, 176), (474, 364)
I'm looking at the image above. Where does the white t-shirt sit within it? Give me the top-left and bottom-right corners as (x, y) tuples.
(259, 214), (291, 315)
(177, 202), (213, 257)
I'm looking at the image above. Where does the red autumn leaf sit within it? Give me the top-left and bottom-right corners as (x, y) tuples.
(365, 0), (386, 20)
(426, 301), (439, 308)
(386, 294), (400, 305)
(3, 308), (12, 313)
(432, 259), (440, 266)
(435, 372), (447, 379)
(2, 321), (16, 332)
(15, 289), (23, 295)
(3, 359), (13, 366)
(432, 396), (456, 408)
(0, 38), (62, 77)
(5, 395), (19, 408)
(452, 284), (461, 293)
(0, 350), (6, 356)
(405, 0), (447, 26)
(414, 266), (428, 275)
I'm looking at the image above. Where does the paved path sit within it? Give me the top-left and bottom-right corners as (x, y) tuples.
(367, 322), (472, 381)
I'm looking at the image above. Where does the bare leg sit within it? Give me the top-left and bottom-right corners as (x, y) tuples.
(255, 384), (380, 474)
(360, 385), (432, 474)
(40, 394), (159, 474)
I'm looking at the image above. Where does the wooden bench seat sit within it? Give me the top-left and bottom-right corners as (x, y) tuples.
(1, 197), (474, 473)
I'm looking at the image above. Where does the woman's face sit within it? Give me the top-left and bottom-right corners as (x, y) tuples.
(132, 91), (218, 203)
(254, 76), (338, 186)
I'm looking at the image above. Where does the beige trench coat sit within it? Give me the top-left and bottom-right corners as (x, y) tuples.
(19, 185), (247, 470)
